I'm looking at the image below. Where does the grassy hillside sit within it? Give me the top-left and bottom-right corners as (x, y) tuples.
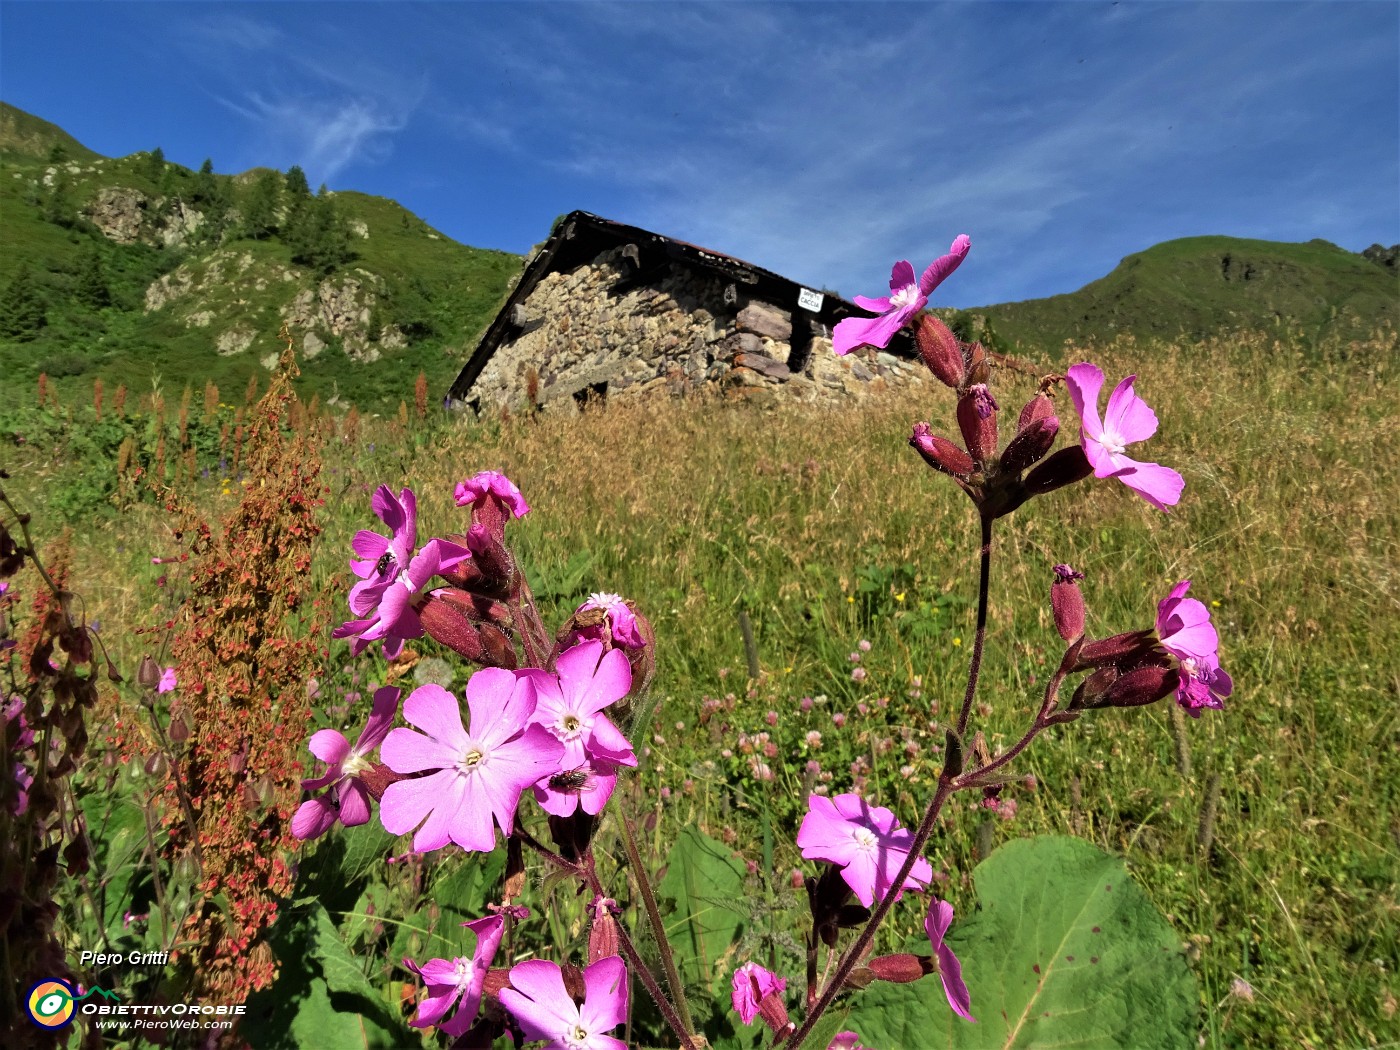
(0, 102), (520, 414)
(3, 324), (1394, 1048)
(968, 235), (1397, 360)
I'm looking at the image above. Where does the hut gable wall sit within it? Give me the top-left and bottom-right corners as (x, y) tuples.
(453, 212), (930, 414)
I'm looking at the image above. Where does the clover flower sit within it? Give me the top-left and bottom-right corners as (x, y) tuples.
(293, 685), (400, 841)
(498, 956), (628, 1050)
(1065, 363), (1184, 512)
(522, 640), (636, 817)
(379, 670), (563, 852)
(796, 793), (933, 908)
(1156, 581), (1233, 716)
(834, 235), (971, 355)
(926, 898), (976, 1022)
(405, 912), (508, 1038)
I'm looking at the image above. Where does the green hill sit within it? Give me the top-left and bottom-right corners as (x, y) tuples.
(965, 235), (1397, 360)
(0, 102), (520, 413)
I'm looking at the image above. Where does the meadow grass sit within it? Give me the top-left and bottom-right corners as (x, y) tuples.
(8, 327), (1396, 1047)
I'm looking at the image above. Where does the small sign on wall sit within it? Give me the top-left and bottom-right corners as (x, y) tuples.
(797, 288), (824, 312)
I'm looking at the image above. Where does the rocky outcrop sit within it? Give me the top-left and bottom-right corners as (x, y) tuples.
(280, 271), (405, 364)
(466, 245), (926, 414)
(84, 186), (205, 247)
(1362, 243), (1399, 272)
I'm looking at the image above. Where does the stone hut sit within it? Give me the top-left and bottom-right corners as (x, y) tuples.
(447, 211), (926, 414)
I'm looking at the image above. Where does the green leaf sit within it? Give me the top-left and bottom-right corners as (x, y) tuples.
(846, 836), (1197, 1049)
(656, 826), (748, 991)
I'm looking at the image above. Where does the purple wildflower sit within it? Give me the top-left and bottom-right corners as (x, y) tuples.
(1156, 581), (1233, 716)
(833, 235), (970, 355)
(1065, 363), (1184, 512)
(796, 793), (933, 908)
(498, 956), (628, 1050)
(293, 685), (401, 840)
(405, 912), (508, 1037)
(925, 898), (976, 1022)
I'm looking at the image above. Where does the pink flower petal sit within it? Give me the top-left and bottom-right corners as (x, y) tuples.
(579, 956), (629, 1033)
(919, 234), (971, 295)
(307, 729), (351, 767)
(1064, 363), (1105, 438)
(337, 780), (372, 827)
(291, 797), (337, 840)
(402, 684), (471, 753)
(887, 259), (916, 293)
(356, 685), (402, 751)
(1103, 375), (1159, 445)
(500, 959), (578, 1032)
(1113, 460), (1184, 511)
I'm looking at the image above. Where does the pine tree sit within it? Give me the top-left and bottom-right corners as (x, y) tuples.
(194, 159), (218, 204)
(147, 146), (167, 184)
(43, 175), (74, 227)
(241, 169), (282, 240)
(0, 267), (48, 340)
(289, 186), (353, 274)
(75, 245), (111, 310)
(284, 165), (310, 200)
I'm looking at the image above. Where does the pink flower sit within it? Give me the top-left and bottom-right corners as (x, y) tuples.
(379, 671), (564, 852)
(1156, 581), (1233, 716)
(293, 686), (400, 840)
(499, 956), (628, 1050)
(337, 485), (470, 658)
(796, 793), (933, 908)
(571, 592), (645, 649)
(522, 640), (636, 817)
(833, 235), (970, 355)
(156, 667), (177, 694)
(1064, 363), (1184, 512)
(454, 471), (530, 519)
(925, 898), (976, 1022)
(828, 1035), (868, 1050)
(405, 912), (508, 1037)
(731, 961), (790, 1031)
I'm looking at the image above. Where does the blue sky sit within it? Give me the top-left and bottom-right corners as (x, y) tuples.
(2, 1), (1396, 307)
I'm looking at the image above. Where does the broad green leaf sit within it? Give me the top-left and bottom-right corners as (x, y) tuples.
(846, 836), (1196, 1049)
(656, 826), (748, 991)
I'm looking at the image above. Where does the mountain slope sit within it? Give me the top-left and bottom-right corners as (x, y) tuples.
(970, 236), (1397, 359)
(0, 103), (521, 413)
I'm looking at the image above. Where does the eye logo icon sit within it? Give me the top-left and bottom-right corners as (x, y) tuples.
(27, 979), (76, 1029)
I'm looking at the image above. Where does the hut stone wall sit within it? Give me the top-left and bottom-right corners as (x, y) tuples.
(466, 245), (927, 414)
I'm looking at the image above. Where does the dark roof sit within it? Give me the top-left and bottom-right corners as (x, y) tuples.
(447, 210), (910, 403)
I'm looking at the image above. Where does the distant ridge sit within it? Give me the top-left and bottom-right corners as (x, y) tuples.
(967, 235), (1397, 359)
(0, 101), (102, 162)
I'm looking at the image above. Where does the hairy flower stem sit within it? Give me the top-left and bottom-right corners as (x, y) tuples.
(617, 810), (696, 1038)
(788, 775), (957, 1050)
(581, 861), (700, 1050)
(954, 515), (994, 739)
(958, 651), (1077, 788)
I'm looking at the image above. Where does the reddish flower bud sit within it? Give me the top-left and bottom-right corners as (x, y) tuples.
(1075, 630), (1158, 671)
(418, 591), (487, 662)
(1018, 391), (1056, 431)
(957, 385), (999, 464)
(479, 623), (518, 670)
(915, 314), (964, 388)
(964, 341), (991, 387)
(136, 655), (161, 690)
(867, 953), (936, 983)
(1000, 415), (1059, 474)
(911, 422), (975, 476)
(1023, 445), (1093, 496)
(463, 523), (518, 596)
(588, 897), (621, 963)
(1051, 564), (1086, 642)
(1100, 664), (1177, 708)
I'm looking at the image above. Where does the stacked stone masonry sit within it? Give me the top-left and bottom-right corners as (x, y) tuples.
(469, 246), (929, 414)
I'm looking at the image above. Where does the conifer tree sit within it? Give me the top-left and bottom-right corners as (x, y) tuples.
(147, 146), (167, 183)
(242, 169), (282, 240)
(74, 245), (111, 310)
(0, 267), (47, 340)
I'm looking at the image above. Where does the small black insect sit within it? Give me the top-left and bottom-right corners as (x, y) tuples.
(548, 766), (593, 793)
(374, 552), (394, 577)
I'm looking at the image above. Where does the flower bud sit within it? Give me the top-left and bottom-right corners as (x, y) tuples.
(479, 623), (518, 670)
(866, 953), (936, 984)
(1018, 391), (1056, 431)
(1023, 445), (1093, 496)
(1099, 664), (1176, 708)
(910, 423), (975, 477)
(964, 341), (991, 387)
(418, 590), (487, 662)
(168, 711), (191, 743)
(1050, 564), (1086, 642)
(143, 752), (169, 779)
(1000, 416), (1059, 475)
(463, 523), (518, 596)
(136, 655), (161, 690)
(957, 385), (999, 465)
(1074, 630), (1158, 671)
(588, 897), (621, 963)
(915, 314), (964, 388)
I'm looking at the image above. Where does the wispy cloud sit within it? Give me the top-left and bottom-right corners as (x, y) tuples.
(217, 92), (411, 183)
